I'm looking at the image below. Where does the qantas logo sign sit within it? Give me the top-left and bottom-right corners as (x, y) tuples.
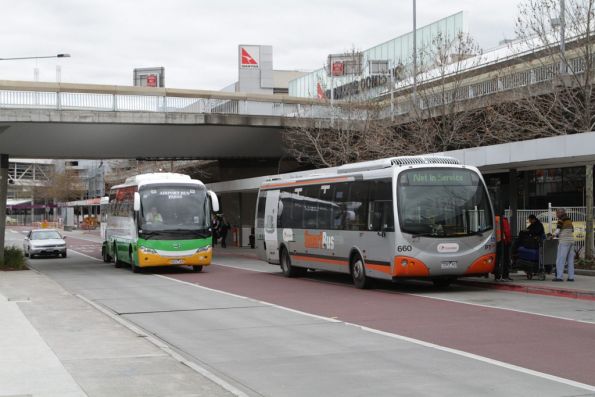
(240, 46), (259, 68)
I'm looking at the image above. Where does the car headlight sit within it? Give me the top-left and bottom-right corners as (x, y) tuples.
(140, 246), (157, 254)
(195, 245), (212, 254)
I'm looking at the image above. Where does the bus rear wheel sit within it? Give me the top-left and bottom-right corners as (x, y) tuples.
(102, 245), (112, 263)
(192, 265), (203, 272)
(351, 255), (372, 289)
(280, 247), (300, 277)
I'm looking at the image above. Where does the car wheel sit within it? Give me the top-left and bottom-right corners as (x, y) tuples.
(193, 265), (203, 272)
(351, 254), (372, 289)
(62, 251), (67, 258)
(24, 249), (29, 258)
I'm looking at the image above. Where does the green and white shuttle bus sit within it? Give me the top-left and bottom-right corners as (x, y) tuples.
(255, 156), (496, 288)
(102, 173), (219, 273)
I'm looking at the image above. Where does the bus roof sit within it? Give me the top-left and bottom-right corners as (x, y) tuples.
(111, 172), (204, 191)
(261, 156), (461, 189)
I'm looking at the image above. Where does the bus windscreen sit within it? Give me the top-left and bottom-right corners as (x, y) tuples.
(397, 169), (493, 237)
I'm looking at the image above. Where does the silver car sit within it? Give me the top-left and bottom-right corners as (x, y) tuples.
(23, 229), (67, 258)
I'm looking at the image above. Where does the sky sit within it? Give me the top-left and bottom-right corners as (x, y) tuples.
(0, 0), (521, 91)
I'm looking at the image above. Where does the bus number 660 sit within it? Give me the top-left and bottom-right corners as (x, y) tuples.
(397, 245), (413, 252)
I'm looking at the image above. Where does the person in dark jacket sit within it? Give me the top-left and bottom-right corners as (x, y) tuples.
(218, 216), (231, 248)
(527, 214), (545, 239)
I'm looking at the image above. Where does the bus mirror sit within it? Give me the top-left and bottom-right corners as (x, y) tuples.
(133, 192), (141, 212)
(208, 190), (219, 212)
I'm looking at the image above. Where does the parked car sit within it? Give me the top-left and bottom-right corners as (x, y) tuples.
(23, 229), (67, 258)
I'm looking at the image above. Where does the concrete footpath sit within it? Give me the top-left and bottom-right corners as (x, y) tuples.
(0, 269), (234, 397)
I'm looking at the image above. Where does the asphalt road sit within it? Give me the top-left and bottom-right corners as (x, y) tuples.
(7, 229), (595, 396)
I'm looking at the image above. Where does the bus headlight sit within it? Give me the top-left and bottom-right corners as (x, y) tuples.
(401, 259), (408, 267)
(140, 246), (157, 254)
(195, 245), (211, 254)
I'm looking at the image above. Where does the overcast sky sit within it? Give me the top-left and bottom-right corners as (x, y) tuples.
(0, 0), (521, 90)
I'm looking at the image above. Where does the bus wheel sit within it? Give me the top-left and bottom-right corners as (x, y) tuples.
(351, 255), (371, 289)
(193, 265), (203, 273)
(114, 245), (123, 268)
(102, 246), (112, 263)
(130, 252), (141, 273)
(280, 247), (299, 277)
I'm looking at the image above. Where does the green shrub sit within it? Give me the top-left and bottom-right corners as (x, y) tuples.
(1, 246), (27, 271)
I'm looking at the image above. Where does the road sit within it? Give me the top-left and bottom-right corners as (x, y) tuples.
(6, 228), (595, 396)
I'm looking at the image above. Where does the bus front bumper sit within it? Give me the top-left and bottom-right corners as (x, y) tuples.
(137, 249), (212, 267)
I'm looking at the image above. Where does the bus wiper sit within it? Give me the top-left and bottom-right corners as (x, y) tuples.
(140, 230), (160, 239)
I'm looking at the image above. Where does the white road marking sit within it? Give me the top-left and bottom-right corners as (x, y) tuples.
(212, 263), (272, 273)
(69, 249), (103, 262)
(77, 294), (250, 397)
(156, 274), (595, 392)
(406, 292), (595, 325)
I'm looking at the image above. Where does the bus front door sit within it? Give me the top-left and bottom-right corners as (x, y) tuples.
(264, 190), (280, 264)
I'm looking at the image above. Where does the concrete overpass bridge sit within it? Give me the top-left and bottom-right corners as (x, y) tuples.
(0, 80), (337, 159)
(0, 79), (338, 259)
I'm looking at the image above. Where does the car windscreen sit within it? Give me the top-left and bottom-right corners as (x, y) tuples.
(31, 231), (62, 240)
(397, 168), (493, 237)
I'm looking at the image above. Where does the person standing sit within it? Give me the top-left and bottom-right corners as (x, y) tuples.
(553, 208), (575, 282)
(218, 216), (230, 248)
(527, 214), (545, 239)
(211, 214), (220, 246)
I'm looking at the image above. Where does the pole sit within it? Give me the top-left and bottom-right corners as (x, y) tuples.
(413, 0), (417, 102)
(330, 75), (335, 126)
(0, 154), (9, 265)
(390, 62), (395, 121)
(560, 0), (566, 75)
(586, 163), (593, 258)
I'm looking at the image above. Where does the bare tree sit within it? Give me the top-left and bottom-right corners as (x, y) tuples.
(283, 100), (410, 168)
(494, 0), (595, 258)
(33, 169), (86, 203)
(402, 31), (499, 152)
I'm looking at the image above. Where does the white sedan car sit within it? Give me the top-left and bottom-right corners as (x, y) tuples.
(23, 229), (67, 258)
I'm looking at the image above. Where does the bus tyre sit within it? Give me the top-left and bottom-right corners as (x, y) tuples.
(102, 246), (111, 263)
(114, 246), (123, 268)
(280, 247), (299, 277)
(193, 265), (203, 273)
(130, 252), (141, 273)
(351, 255), (372, 289)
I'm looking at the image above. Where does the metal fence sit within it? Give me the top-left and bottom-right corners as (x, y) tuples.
(507, 205), (595, 256)
(0, 87), (339, 119)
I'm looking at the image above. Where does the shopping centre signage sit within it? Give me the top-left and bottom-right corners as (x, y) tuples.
(325, 64), (405, 100)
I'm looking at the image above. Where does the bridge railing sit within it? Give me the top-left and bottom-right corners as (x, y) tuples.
(0, 81), (338, 119)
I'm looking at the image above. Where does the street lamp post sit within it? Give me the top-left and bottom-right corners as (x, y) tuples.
(0, 54), (70, 61)
(0, 54), (71, 81)
(0, 53), (70, 265)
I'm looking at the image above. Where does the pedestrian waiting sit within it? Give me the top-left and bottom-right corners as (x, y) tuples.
(552, 208), (575, 282)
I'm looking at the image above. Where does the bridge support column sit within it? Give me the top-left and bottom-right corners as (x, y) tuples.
(0, 154), (9, 265)
(509, 169), (518, 237)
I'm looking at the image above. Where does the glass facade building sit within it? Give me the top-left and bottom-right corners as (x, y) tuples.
(288, 12), (466, 99)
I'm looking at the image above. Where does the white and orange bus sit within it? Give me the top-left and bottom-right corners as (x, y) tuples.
(255, 156), (496, 288)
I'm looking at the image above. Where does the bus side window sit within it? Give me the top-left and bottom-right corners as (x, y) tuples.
(292, 190), (304, 229)
(331, 183), (349, 230)
(368, 179), (394, 232)
(278, 191), (293, 228)
(302, 186), (318, 229)
(318, 185), (333, 230)
(256, 191), (266, 228)
(348, 181), (370, 231)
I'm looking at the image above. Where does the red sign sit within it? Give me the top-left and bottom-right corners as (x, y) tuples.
(146, 74), (157, 87)
(316, 82), (326, 100)
(241, 48), (258, 66)
(332, 62), (344, 76)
